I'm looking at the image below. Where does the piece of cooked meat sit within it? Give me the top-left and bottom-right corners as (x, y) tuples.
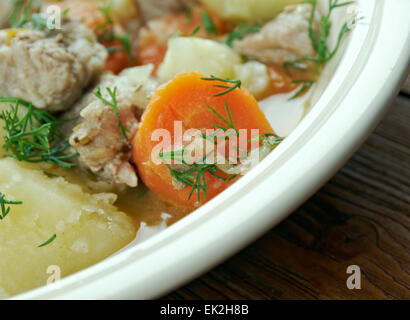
(68, 65), (158, 188)
(233, 4), (321, 64)
(0, 18), (107, 112)
(136, 0), (198, 22)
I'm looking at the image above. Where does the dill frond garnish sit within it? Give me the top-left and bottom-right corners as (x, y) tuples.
(160, 154), (237, 203)
(9, 0), (68, 32)
(0, 97), (78, 169)
(95, 2), (133, 58)
(203, 102), (239, 137)
(160, 102), (243, 202)
(38, 233), (56, 247)
(201, 12), (217, 35)
(201, 76), (242, 97)
(289, 80), (316, 100)
(10, 0), (40, 29)
(283, 0), (357, 99)
(43, 171), (59, 178)
(94, 87), (128, 142)
(189, 25), (201, 37)
(251, 133), (284, 148)
(0, 192), (22, 220)
(284, 0), (356, 73)
(226, 22), (261, 47)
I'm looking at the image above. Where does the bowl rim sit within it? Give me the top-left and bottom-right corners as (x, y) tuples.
(14, 0), (410, 300)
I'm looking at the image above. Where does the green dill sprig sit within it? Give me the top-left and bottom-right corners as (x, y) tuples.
(0, 192), (22, 220)
(248, 133), (284, 155)
(259, 133), (284, 147)
(226, 22), (261, 47)
(283, 0), (356, 98)
(160, 103), (283, 203)
(109, 33), (132, 55)
(284, 0), (355, 73)
(201, 76), (242, 97)
(289, 80), (316, 100)
(0, 97), (78, 168)
(160, 103), (243, 202)
(95, 3), (133, 58)
(10, 0), (40, 28)
(204, 102), (251, 160)
(189, 25), (201, 37)
(38, 234), (56, 247)
(201, 12), (217, 35)
(160, 154), (237, 203)
(43, 171), (59, 178)
(9, 0), (68, 32)
(204, 102), (238, 137)
(94, 87), (129, 142)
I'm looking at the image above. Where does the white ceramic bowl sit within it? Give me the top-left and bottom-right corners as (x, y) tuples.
(16, 0), (410, 300)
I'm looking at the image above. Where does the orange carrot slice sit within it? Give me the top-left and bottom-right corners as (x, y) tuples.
(133, 72), (273, 209)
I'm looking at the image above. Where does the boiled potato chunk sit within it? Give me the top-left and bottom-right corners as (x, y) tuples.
(200, 0), (303, 21)
(158, 37), (243, 83)
(0, 158), (136, 298)
(233, 61), (270, 99)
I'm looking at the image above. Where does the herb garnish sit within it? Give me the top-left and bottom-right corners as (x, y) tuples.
(160, 154), (237, 203)
(96, 2), (133, 58)
(189, 25), (201, 37)
(203, 103), (239, 137)
(9, 0), (69, 32)
(201, 12), (217, 35)
(10, 0), (41, 29)
(289, 80), (316, 100)
(226, 22), (261, 47)
(160, 103), (242, 202)
(252, 133), (284, 148)
(284, 0), (356, 73)
(38, 234), (56, 247)
(0, 192), (22, 220)
(43, 171), (59, 178)
(94, 87), (128, 142)
(284, 0), (357, 99)
(201, 76), (242, 97)
(0, 97), (78, 168)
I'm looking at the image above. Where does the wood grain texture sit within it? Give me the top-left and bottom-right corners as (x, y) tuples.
(164, 94), (410, 300)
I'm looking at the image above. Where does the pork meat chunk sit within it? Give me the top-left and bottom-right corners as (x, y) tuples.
(68, 65), (158, 188)
(233, 4), (320, 64)
(0, 19), (107, 112)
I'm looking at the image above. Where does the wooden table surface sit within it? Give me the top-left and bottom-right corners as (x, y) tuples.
(165, 84), (410, 300)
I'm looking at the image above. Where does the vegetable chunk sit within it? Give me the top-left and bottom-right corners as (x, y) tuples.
(0, 158), (136, 297)
(133, 72), (273, 209)
(158, 37), (242, 83)
(200, 0), (303, 21)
